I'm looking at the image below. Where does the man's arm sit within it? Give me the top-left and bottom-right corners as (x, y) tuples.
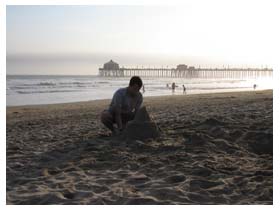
(111, 91), (123, 131)
(115, 106), (123, 131)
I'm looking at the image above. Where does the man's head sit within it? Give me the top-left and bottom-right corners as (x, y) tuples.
(128, 76), (143, 97)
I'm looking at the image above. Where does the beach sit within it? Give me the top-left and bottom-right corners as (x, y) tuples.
(6, 90), (273, 204)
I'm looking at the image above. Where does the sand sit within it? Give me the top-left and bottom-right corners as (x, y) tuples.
(6, 90), (273, 205)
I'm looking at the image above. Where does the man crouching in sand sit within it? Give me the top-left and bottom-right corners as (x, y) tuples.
(100, 76), (143, 135)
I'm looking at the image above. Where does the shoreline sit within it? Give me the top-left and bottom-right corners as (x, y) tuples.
(6, 89), (271, 110)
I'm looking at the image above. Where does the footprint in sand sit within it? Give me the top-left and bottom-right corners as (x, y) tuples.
(164, 174), (187, 184)
(189, 179), (224, 191)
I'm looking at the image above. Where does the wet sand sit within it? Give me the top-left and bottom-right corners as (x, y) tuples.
(6, 90), (273, 204)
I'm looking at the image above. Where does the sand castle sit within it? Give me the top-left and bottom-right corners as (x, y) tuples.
(122, 106), (160, 141)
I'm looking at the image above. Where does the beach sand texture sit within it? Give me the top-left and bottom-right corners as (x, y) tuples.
(6, 90), (273, 204)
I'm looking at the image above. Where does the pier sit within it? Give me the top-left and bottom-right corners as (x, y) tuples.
(99, 60), (273, 79)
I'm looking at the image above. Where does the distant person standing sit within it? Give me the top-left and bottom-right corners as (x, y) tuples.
(253, 84), (257, 90)
(183, 85), (186, 94)
(142, 84), (145, 93)
(166, 83), (169, 89)
(172, 82), (176, 94)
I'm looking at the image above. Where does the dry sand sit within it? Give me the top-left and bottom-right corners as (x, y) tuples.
(6, 90), (273, 204)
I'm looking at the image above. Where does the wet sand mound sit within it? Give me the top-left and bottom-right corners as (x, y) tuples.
(123, 106), (160, 141)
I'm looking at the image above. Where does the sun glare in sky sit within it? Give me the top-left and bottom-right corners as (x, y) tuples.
(6, 1), (279, 74)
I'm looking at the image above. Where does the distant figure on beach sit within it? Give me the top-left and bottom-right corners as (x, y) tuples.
(166, 83), (169, 88)
(142, 84), (145, 93)
(253, 84), (257, 90)
(172, 82), (176, 93)
(183, 85), (186, 94)
(100, 76), (143, 135)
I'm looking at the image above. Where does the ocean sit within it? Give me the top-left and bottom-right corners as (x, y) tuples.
(6, 75), (272, 106)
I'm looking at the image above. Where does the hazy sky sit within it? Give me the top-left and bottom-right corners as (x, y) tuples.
(6, 2), (278, 74)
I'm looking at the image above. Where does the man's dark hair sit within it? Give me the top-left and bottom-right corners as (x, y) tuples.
(129, 76), (143, 88)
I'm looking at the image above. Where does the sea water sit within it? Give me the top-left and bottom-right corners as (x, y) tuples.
(6, 75), (272, 106)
